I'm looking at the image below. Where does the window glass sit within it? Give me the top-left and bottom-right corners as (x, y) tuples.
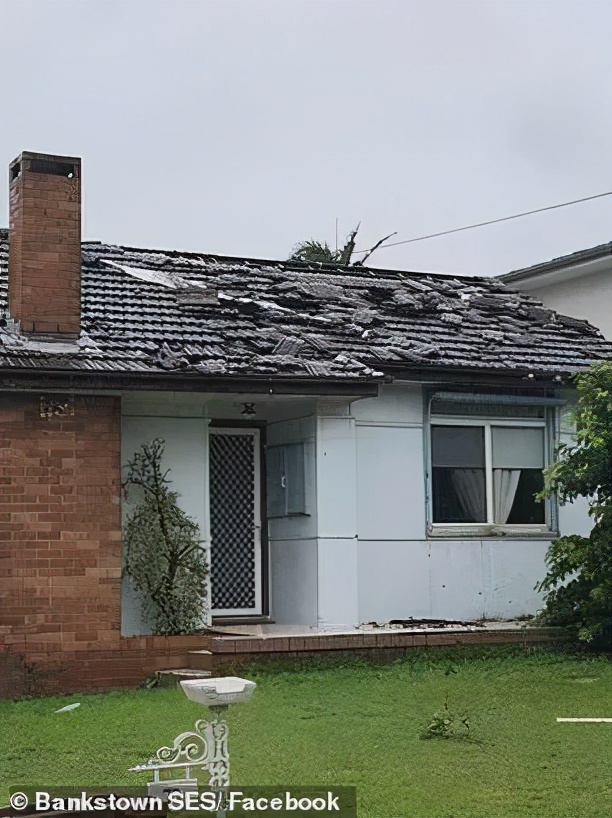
(432, 426), (486, 523)
(431, 426), (485, 468)
(431, 423), (547, 527)
(506, 470), (545, 525)
(492, 427), (544, 469)
(491, 427), (545, 524)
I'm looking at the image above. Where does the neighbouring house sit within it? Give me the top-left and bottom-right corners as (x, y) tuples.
(1, 151), (610, 695)
(500, 242), (612, 339)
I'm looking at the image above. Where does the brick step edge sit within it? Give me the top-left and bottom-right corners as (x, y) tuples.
(208, 628), (572, 654)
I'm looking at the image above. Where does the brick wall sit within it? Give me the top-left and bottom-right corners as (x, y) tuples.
(0, 393), (208, 697)
(0, 635), (211, 698)
(8, 153), (81, 335)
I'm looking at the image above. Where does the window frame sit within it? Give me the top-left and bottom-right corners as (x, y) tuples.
(426, 409), (557, 538)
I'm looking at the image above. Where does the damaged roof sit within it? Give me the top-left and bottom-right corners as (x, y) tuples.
(0, 231), (610, 381)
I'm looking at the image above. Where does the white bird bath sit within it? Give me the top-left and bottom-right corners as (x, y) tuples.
(130, 676), (256, 811)
(181, 677), (256, 708)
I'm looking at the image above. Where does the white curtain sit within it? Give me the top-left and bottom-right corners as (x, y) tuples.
(493, 469), (521, 524)
(451, 469), (485, 521)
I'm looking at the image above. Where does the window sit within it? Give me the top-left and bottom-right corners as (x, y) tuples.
(266, 442), (309, 518)
(428, 396), (555, 535)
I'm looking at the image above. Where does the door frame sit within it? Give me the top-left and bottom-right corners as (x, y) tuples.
(209, 421), (269, 620)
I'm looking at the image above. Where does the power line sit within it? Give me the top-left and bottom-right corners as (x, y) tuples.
(352, 190), (612, 254)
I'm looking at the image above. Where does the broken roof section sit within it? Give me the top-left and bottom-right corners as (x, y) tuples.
(0, 231), (610, 381)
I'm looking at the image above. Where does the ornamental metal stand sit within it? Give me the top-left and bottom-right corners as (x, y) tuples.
(130, 677), (256, 816)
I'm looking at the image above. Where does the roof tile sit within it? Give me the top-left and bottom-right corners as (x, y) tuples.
(0, 234), (610, 379)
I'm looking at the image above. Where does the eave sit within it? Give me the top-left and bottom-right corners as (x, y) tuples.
(0, 368), (382, 397)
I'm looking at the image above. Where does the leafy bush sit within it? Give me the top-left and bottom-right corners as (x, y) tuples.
(537, 362), (612, 642)
(123, 439), (209, 635)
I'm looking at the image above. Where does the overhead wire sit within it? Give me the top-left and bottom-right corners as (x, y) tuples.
(352, 191), (612, 254)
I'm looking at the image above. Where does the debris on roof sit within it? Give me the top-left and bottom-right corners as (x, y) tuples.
(0, 232), (610, 379)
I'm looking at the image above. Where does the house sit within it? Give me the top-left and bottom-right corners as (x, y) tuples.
(500, 242), (612, 339)
(1, 151), (610, 696)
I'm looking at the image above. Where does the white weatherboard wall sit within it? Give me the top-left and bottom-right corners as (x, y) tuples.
(121, 397), (210, 636)
(116, 385), (595, 630)
(351, 384), (588, 623)
(315, 405), (359, 628)
(355, 384), (433, 622)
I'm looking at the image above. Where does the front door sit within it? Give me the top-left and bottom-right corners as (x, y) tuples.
(209, 428), (263, 617)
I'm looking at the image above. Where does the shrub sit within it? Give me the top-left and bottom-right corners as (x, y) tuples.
(123, 439), (209, 635)
(420, 694), (471, 740)
(537, 362), (612, 642)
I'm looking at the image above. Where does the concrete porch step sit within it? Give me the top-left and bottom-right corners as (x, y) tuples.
(156, 668), (212, 687)
(179, 626), (571, 676)
(194, 626), (571, 672)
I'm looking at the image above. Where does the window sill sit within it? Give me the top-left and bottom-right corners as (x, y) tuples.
(427, 524), (557, 540)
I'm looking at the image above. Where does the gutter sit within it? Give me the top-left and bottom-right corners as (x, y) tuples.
(0, 369), (382, 397)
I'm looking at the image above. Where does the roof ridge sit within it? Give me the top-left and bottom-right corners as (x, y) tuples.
(79, 239), (489, 283)
(501, 240), (612, 282)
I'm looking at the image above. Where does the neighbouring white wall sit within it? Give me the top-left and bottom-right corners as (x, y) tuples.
(121, 398), (210, 636)
(516, 266), (612, 340)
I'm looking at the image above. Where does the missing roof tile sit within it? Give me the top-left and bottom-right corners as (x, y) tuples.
(176, 287), (219, 307)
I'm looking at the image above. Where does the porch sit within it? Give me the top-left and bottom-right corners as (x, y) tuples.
(121, 388), (379, 634)
(121, 385), (567, 638)
(161, 620), (571, 681)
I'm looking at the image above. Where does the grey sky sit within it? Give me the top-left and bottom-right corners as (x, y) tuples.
(2, 0), (611, 276)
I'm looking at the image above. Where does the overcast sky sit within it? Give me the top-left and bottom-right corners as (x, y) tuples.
(2, 0), (611, 276)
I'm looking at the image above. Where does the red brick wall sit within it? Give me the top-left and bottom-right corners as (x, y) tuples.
(0, 635), (211, 698)
(8, 153), (81, 335)
(0, 393), (122, 656)
(0, 393), (208, 698)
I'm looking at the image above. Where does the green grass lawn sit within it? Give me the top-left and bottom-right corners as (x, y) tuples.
(2, 648), (612, 818)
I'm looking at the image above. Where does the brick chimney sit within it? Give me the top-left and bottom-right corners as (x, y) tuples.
(8, 151), (81, 335)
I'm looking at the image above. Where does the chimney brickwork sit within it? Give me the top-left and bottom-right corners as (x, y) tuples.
(8, 151), (81, 335)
